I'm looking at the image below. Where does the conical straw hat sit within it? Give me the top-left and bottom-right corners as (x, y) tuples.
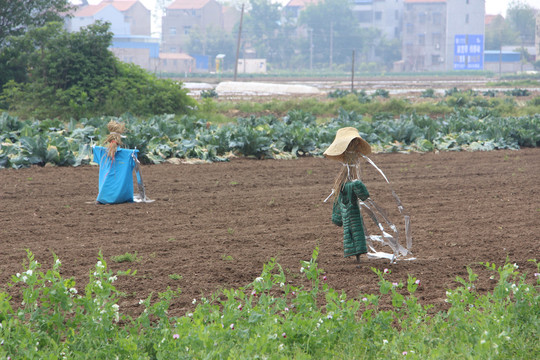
(323, 127), (371, 162)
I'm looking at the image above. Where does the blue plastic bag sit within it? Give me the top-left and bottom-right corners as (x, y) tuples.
(93, 146), (139, 204)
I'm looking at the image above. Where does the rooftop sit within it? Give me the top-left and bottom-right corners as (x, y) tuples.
(168, 0), (211, 10)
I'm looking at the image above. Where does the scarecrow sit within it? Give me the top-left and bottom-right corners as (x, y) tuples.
(324, 127), (414, 264)
(324, 127), (372, 263)
(92, 121), (152, 204)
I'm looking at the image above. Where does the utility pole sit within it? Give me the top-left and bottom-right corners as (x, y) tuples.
(329, 22), (333, 70)
(309, 28), (313, 71)
(498, 30), (502, 78)
(351, 50), (355, 92)
(234, 4), (244, 81)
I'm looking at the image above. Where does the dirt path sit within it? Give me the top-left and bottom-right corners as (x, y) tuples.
(1, 148), (539, 316)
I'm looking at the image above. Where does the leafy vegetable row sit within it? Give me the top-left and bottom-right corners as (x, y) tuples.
(1, 109), (539, 169)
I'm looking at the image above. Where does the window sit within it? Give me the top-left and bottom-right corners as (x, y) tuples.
(433, 12), (442, 25)
(418, 34), (425, 46)
(170, 47), (177, 52)
(184, 26), (191, 35)
(419, 12), (426, 24)
(465, 14), (469, 24)
(432, 54), (440, 64)
(432, 32), (442, 46)
(406, 43), (413, 54)
(375, 11), (382, 21)
(356, 11), (372, 23)
(395, 10), (399, 20)
(169, 27), (176, 35)
(406, 23), (413, 34)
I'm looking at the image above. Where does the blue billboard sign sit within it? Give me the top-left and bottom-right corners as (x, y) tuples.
(454, 34), (484, 70)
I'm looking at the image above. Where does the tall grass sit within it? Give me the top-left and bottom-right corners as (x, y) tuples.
(1, 249), (538, 359)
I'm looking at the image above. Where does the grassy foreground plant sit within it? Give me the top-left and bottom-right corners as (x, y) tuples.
(0, 249), (538, 359)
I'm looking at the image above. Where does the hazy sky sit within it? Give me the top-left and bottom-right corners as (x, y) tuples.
(74, 0), (539, 17)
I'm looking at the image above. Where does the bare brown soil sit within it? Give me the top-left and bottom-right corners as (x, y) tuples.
(1, 149), (539, 317)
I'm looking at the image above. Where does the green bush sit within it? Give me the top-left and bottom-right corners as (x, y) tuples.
(0, 22), (195, 119)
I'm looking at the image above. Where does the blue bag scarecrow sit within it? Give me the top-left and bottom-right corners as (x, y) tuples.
(92, 121), (151, 204)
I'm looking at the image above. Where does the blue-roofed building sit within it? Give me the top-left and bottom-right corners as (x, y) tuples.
(110, 36), (160, 70)
(483, 50), (532, 73)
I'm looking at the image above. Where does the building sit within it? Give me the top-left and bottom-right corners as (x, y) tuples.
(445, 0), (485, 71)
(110, 36), (160, 71)
(351, 0), (403, 40)
(237, 59), (267, 74)
(161, 0), (224, 54)
(66, 0), (150, 36)
(283, 0), (319, 22)
(109, 0), (151, 36)
(67, 2), (129, 35)
(154, 53), (196, 74)
(401, 0), (485, 72)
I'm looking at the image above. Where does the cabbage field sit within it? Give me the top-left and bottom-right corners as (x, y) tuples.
(1, 107), (539, 169)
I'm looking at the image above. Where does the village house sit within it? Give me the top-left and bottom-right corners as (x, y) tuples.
(161, 0), (224, 54)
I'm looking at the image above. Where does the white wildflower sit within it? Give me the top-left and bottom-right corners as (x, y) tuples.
(70, 287), (78, 294)
(139, 299), (145, 305)
(300, 267), (305, 273)
(383, 339), (388, 344)
(280, 282), (285, 288)
(26, 270), (33, 276)
(55, 258), (61, 266)
(278, 344), (284, 351)
(192, 298), (197, 304)
(16, 273), (20, 278)
(97, 261), (104, 268)
(108, 275), (117, 283)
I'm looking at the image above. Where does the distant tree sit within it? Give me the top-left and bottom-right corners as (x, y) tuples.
(375, 36), (402, 70)
(242, 0), (281, 60)
(186, 26), (236, 69)
(484, 15), (519, 50)
(0, 0), (73, 47)
(506, 0), (537, 45)
(0, 21), (195, 118)
(299, 0), (370, 69)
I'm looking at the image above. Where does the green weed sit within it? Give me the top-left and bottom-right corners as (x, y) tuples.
(1, 249), (538, 359)
(111, 252), (140, 263)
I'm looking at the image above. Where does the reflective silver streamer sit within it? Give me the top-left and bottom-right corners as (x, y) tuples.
(361, 155), (414, 262)
(132, 152), (154, 203)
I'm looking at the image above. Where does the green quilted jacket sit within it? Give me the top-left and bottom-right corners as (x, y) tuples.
(332, 180), (370, 257)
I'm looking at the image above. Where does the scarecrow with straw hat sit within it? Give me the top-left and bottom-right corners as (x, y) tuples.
(324, 127), (372, 264)
(92, 120), (152, 204)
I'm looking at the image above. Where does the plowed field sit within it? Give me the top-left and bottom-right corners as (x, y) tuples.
(1, 148), (539, 316)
